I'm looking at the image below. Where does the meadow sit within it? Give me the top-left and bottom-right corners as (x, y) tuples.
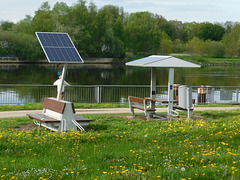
(0, 110), (240, 179)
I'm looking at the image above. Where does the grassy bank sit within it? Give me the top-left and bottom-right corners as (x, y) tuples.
(0, 103), (239, 111)
(175, 55), (240, 64)
(0, 103), (129, 111)
(0, 110), (240, 179)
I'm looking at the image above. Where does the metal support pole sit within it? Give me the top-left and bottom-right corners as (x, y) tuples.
(236, 88), (239, 104)
(57, 64), (68, 101)
(187, 86), (190, 121)
(150, 67), (156, 109)
(168, 68), (174, 120)
(95, 86), (101, 104)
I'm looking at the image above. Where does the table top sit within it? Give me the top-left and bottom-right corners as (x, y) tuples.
(144, 97), (178, 103)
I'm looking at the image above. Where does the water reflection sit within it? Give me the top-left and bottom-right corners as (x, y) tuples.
(0, 63), (239, 86)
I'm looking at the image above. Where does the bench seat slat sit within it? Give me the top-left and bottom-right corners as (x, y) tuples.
(173, 105), (194, 111)
(131, 105), (155, 111)
(74, 115), (93, 122)
(27, 113), (61, 122)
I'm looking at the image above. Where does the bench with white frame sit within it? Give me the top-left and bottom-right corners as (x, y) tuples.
(27, 98), (92, 132)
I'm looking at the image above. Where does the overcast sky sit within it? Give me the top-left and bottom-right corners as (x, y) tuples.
(1, 0), (239, 23)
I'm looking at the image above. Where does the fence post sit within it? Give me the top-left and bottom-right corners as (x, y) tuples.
(236, 88), (239, 104)
(95, 86), (101, 104)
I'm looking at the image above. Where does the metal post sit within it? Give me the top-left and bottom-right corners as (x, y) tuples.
(168, 68), (174, 120)
(236, 88), (239, 104)
(57, 64), (67, 101)
(95, 86), (101, 104)
(187, 86), (190, 121)
(150, 67), (156, 109)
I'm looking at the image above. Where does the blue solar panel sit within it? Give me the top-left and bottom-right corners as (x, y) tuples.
(36, 32), (84, 63)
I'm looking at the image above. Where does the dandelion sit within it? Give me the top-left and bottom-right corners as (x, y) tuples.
(181, 167), (186, 171)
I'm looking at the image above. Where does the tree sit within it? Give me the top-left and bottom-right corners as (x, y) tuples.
(51, 2), (71, 32)
(98, 5), (125, 57)
(14, 15), (34, 34)
(222, 24), (240, 57)
(0, 21), (14, 31)
(31, 2), (53, 32)
(207, 41), (225, 58)
(0, 31), (44, 60)
(163, 20), (189, 42)
(197, 23), (225, 41)
(124, 12), (161, 54)
(172, 39), (187, 53)
(159, 31), (172, 54)
(187, 37), (206, 55)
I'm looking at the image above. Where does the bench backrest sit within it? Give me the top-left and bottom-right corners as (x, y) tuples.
(43, 98), (66, 114)
(129, 96), (147, 105)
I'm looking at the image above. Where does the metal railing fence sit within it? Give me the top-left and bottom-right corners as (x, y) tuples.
(0, 84), (239, 105)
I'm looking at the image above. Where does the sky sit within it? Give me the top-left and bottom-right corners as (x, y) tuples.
(1, 0), (239, 23)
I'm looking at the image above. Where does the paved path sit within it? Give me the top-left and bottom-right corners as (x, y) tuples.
(0, 107), (239, 118)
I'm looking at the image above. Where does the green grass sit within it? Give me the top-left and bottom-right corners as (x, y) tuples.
(175, 55), (240, 64)
(0, 103), (129, 111)
(0, 103), (238, 111)
(0, 110), (240, 179)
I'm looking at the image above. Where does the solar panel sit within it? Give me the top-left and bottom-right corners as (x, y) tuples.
(36, 32), (84, 63)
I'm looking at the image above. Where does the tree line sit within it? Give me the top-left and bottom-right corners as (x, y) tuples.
(1, 0), (240, 61)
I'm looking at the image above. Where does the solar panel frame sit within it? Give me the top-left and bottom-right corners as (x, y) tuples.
(36, 32), (84, 64)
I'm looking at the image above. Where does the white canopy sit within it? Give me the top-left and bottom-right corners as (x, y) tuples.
(126, 55), (200, 68)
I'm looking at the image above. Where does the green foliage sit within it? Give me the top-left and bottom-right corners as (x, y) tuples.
(197, 23), (225, 41)
(207, 41), (225, 58)
(0, 111), (240, 179)
(0, 31), (44, 60)
(159, 31), (172, 54)
(0, 21), (14, 31)
(187, 37), (206, 55)
(124, 12), (162, 54)
(1, 1), (240, 59)
(222, 24), (240, 57)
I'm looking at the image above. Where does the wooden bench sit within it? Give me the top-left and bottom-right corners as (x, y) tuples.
(27, 98), (92, 132)
(128, 96), (155, 118)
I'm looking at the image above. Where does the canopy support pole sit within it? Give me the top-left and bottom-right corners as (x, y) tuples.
(57, 64), (68, 101)
(150, 67), (156, 109)
(167, 68), (174, 120)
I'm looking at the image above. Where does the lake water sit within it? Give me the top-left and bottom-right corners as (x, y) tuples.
(0, 63), (240, 86)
